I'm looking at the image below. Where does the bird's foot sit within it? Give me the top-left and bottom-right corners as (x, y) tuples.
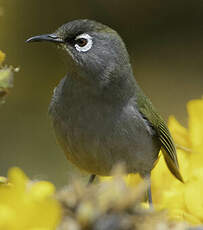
(87, 174), (96, 186)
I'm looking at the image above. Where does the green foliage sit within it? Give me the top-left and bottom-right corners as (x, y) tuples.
(0, 66), (15, 103)
(0, 66), (14, 97)
(0, 50), (18, 103)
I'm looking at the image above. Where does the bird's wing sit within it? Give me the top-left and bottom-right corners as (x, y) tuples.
(136, 92), (184, 182)
(156, 118), (184, 182)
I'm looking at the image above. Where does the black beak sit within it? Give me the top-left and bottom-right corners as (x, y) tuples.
(26, 34), (64, 43)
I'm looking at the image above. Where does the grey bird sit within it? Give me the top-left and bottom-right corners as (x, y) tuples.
(27, 19), (183, 202)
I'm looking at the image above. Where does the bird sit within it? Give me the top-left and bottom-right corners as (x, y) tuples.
(26, 19), (183, 203)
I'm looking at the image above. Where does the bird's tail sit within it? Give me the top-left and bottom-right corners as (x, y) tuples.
(161, 147), (184, 183)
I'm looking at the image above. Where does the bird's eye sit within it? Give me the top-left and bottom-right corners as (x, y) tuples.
(75, 38), (88, 47)
(74, 33), (93, 52)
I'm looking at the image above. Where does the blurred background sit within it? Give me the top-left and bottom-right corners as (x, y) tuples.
(0, 0), (202, 187)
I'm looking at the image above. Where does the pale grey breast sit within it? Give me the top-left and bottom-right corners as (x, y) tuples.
(49, 76), (160, 177)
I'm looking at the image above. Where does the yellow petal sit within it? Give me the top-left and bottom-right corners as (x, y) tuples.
(100, 176), (113, 182)
(125, 173), (142, 187)
(0, 177), (8, 185)
(141, 202), (149, 209)
(29, 181), (56, 200)
(0, 205), (16, 229)
(168, 115), (190, 148)
(169, 209), (202, 225)
(156, 184), (185, 211)
(0, 50), (5, 65)
(152, 150), (188, 209)
(187, 98), (203, 152)
(184, 170), (203, 221)
(8, 167), (29, 194)
(152, 154), (176, 192)
(29, 228), (52, 230)
(29, 228), (51, 230)
(101, 174), (142, 188)
(25, 199), (62, 230)
(0, 167), (62, 230)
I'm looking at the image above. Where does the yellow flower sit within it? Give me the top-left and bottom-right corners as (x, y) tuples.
(0, 50), (5, 65)
(0, 167), (62, 230)
(151, 97), (203, 225)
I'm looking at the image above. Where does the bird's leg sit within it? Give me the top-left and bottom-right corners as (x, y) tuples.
(147, 182), (153, 208)
(146, 174), (153, 208)
(88, 174), (96, 185)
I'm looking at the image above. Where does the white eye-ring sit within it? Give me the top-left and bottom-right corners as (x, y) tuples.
(74, 33), (93, 52)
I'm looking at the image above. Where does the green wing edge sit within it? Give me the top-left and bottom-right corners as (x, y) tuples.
(136, 89), (184, 183)
(158, 122), (184, 182)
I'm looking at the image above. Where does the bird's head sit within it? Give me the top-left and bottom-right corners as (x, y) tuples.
(27, 19), (133, 88)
